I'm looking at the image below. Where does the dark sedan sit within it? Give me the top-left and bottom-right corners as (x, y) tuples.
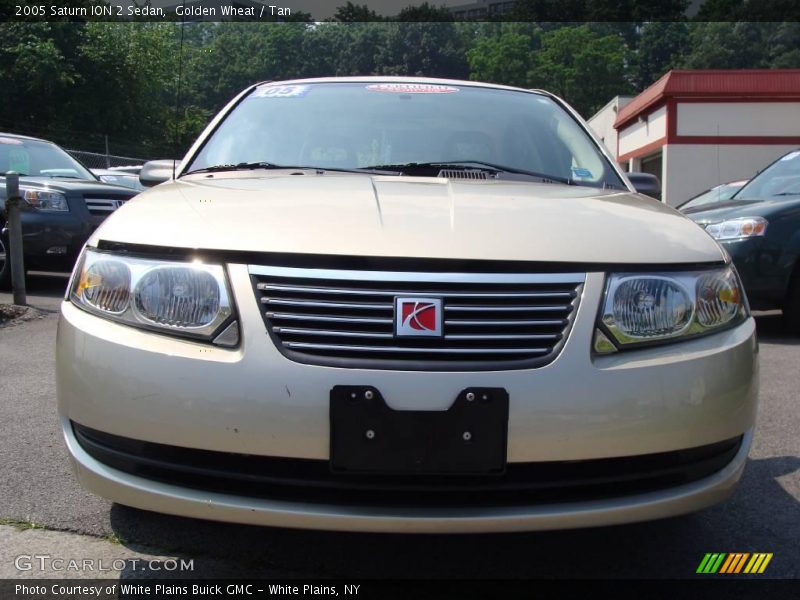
(0, 133), (138, 288)
(683, 149), (800, 332)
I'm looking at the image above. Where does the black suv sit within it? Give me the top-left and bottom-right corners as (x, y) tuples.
(0, 133), (139, 288)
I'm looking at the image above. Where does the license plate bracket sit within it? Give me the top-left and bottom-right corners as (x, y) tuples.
(330, 386), (509, 475)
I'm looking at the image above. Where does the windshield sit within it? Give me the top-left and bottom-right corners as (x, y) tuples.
(186, 82), (625, 190)
(734, 150), (800, 201)
(0, 136), (95, 180)
(680, 181), (746, 210)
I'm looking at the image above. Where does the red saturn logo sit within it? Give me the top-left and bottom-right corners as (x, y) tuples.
(395, 298), (443, 337)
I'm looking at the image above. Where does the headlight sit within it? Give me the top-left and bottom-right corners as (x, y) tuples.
(704, 217), (767, 241)
(595, 266), (747, 353)
(22, 188), (68, 212)
(70, 248), (239, 346)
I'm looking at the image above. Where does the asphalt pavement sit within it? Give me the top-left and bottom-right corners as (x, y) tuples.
(1, 274), (798, 579)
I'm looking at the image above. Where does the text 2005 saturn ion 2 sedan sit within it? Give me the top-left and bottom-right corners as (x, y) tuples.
(57, 78), (758, 533)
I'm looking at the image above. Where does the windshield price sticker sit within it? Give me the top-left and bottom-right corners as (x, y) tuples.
(366, 83), (460, 94)
(252, 85), (310, 99)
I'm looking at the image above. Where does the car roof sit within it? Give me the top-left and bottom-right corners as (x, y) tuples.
(0, 132), (50, 143)
(253, 76), (550, 97)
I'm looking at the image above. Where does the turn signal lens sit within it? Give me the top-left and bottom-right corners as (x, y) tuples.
(77, 260), (131, 314)
(696, 270), (741, 328)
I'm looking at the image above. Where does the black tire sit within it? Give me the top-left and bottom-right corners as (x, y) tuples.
(0, 228), (10, 291)
(785, 268), (800, 335)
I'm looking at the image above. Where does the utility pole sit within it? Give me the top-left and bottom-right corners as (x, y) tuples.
(5, 172), (26, 305)
(104, 135), (111, 168)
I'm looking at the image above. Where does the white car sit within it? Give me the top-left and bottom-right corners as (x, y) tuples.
(56, 78), (758, 533)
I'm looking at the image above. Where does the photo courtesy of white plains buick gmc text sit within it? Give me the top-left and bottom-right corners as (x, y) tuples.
(56, 78), (758, 533)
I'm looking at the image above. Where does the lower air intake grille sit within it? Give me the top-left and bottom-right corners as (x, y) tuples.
(73, 423), (743, 509)
(249, 265), (584, 370)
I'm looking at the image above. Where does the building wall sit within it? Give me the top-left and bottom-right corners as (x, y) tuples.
(662, 144), (797, 206)
(586, 96), (632, 160)
(618, 105), (667, 158)
(677, 102), (800, 136)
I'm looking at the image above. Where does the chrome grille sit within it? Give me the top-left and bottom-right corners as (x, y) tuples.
(250, 265), (584, 370)
(83, 197), (130, 216)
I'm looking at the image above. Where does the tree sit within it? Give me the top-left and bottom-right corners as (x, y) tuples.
(332, 2), (383, 22)
(374, 23), (471, 78)
(467, 27), (540, 89)
(633, 21), (689, 89)
(527, 25), (633, 117)
(680, 22), (768, 69)
(0, 23), (80, 133)
(766, 22), (800, 68)
(396, 3), (454, 21)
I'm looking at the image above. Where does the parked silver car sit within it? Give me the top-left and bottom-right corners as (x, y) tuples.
(56, 78), (758, 533)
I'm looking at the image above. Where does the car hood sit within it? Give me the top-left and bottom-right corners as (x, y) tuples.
(4, 175), (138, 196)
(90, 173), (725, 265)
(684, 198), (800, 224)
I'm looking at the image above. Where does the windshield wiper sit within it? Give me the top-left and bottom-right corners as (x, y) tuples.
(361, 161), (574, 185)
(184, 161), (283, 175)
(184, 162), (397, 176)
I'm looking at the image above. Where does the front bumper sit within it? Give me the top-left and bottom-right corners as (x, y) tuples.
(721, 238), (786, 308)
(20, 210), (92, 269)
(56, 266), (759, 532)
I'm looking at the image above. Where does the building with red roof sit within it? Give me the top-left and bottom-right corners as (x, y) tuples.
(589, 69), (800, 205)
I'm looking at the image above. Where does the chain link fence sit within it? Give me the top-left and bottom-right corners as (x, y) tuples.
(66, 149), (150, 170)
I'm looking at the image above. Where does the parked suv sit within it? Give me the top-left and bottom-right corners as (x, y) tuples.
(57, 78), (758, 532)
(0, 133), (138, 288)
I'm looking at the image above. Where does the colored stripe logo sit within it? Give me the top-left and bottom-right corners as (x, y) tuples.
(697, 553), (773, 574)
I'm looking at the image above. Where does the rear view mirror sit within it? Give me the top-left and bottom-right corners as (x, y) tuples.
(626, 172), (662, 200)
(139, 160), (178, 188)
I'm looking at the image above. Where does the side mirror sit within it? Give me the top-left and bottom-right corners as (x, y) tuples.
(626, 172), (661, 200)
(139, 160), (179, 188)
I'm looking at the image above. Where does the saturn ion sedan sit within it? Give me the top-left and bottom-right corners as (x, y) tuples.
(56, 78), (758, 533)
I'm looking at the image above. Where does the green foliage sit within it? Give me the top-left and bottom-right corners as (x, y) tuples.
(332, 2), (384, 22)
(632, 21), (689, 89)
(467, 26), (540, 88)
(529, 26), (632, 116)
(396, 3), (454, 22)
(375, 22), (471, 77)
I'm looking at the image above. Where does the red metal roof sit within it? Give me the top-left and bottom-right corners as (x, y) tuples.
(615, 69), (800, 129)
